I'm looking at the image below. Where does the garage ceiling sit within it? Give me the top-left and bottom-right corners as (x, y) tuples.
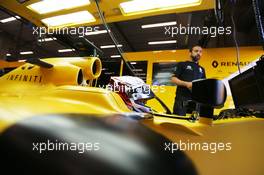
(1, 0), (215, 27)
(0, 0), (262, 61)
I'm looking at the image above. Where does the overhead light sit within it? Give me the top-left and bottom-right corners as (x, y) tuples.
(85, 30), (109, 36)
(100, 45), (123, 49)
(153, 51), (163, 53)
(148, 40), (177, 45)
(58, 49), (75, 53)
(20, 51), (33, 55)
(111, 55), (121, 58)
(18, 59), (27, 62)
(6, 53), (11, 56)
(130, 62), (137, 65)
(120, 0), (201, 16)
(133, 69), (143, 71)
(41, 11), (95, 27)
(27, 0), (91, 14)
(0, 16), (20, 23)
(38, 37), (57, 42)
(142, 21), (177, 28)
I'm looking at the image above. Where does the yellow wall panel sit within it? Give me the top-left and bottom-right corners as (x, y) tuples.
(124, 46), (264, 113)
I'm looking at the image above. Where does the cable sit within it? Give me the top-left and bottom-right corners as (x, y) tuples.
(252, 0), (264, 47)
(230, 0), (241, 73)
(94, 0), (136, 76)
(94, 0), (172, 114)
(214, 0), (224, 25)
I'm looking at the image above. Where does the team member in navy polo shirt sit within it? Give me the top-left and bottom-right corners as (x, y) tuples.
(171, 45), (206, 116)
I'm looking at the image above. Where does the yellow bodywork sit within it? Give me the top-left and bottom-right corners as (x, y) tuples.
(1, 57), (102, 85)
(0, 60), (24, 69)
(142, 116), (264, 175)
(0, 57), (263, 175)
(0, 57), (130, 131)
(0, 82), (131, 132)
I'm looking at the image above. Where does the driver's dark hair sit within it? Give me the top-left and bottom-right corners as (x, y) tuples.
(189, 45), (202, 52)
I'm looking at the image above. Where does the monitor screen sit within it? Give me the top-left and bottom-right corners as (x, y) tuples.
(229, 65), (264, 111)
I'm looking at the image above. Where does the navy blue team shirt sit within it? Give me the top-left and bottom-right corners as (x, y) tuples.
(172, 61), (206, 115)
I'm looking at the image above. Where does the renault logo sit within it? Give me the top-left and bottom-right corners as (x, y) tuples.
(212, 61), (219, 68)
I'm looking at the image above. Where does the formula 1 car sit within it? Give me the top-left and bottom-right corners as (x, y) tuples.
(0, 1), (264, 175)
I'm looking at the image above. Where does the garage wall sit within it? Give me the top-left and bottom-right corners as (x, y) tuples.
(123, 46), (264, 113)
(0, 32), (15, 60)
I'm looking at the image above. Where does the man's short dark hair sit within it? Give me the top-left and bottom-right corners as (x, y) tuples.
(189, 45), (202, 52)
